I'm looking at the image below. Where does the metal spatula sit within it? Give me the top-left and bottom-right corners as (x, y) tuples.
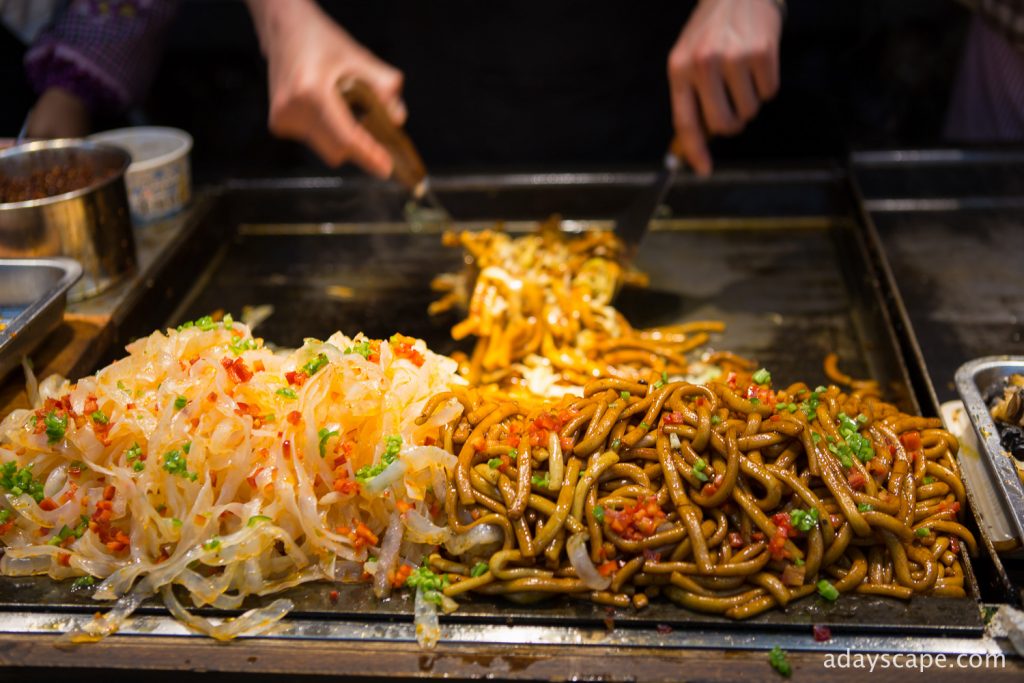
(614, 140), (685, 260)
(340, 79), (451, 220)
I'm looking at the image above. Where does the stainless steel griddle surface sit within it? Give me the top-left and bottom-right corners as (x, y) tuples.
(2, 170), (983, 637)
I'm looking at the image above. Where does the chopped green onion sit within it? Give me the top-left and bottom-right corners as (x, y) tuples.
(203, 538), (221, 551)
(344, 342), (373, 359)
(173, 396), (187, 410)
(487, 458), (502, 469)
(71, 576), (96, 590)
(694, 470), (709, 483)
(183, 441), (191, 455)
(162, 450), (197, 481)
(0, 462), (44, 502)
(91, 410), (109, 425)
(125, 443), (142, 462)
(470, 562), (489, 578)
(752, 368), (772, 385)
(302, 353), (330, 375)
(922, 476), (935, 485)
(769, 646), (792, 677)
(857, 503), (873, 512)
(247, 515), (272, 527)
(276, 387), (298, 399)
(789, 507), (820, 532)
(817, 579), (839, 602)
(44, 410), (67, 444)
(531, 474), (550, 488)
(639, 421), (649, 430)
(915, 527), (929, 538)
(318, 427), (339, 458)
(620, 391), (630, 400)
(229, 336), (258, 355)
(593, 505), (605, 523)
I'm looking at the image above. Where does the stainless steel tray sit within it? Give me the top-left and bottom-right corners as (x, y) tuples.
(0, 258), (82, 381)
(956, 356), (1024, 552)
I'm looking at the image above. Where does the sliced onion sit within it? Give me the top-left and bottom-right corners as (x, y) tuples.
(566, 532), (610, 590)
(334, 560), (364, 582)
(373, 512), (403, 599)
(403, 509), (451, 545)
(413, 586), (440, 649)
(22, 358), (39, 407)
(161, 585), (292, 641)
(669, 432), (681, 450)
(363, 460), (408, 495)
(547, 430), (563, 491)
(444, 523), (503, 556)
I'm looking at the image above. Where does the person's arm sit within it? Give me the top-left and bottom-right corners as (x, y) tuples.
(244, 0), (405, 177)
(667, 0), (785, 175)
(23, 0), (180, 138)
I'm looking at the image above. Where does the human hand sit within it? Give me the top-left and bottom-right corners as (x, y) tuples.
(24, 87), (91, 139)
(667, 0), (783, 175)
(246, 0), (405, 177)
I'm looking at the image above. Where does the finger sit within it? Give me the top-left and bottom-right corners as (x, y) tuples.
(314, 94), (393, 177)
(750, 47), (780, 101)
(692, 55), (740, 136)
(722, 58), (760, 124)
(668, 77), (712, 176)
(366, 62), (407, 127)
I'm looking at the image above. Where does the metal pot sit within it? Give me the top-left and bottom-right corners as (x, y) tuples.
(0, 139), (135, 300)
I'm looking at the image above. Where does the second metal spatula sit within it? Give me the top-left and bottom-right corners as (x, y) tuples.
(614, 141), (684, 259)
(340, 78), (451, 220)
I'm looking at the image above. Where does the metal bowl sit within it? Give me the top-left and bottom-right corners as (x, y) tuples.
(0, 139), (135, 300)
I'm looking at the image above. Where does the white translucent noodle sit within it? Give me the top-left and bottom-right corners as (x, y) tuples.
(0, 322), (461, 640)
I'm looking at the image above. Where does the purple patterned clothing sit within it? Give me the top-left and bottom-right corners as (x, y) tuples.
(946, 14), (1024, 141)
(24, 0), (179, 115)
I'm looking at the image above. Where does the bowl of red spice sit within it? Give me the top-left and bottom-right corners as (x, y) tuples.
(0, 139), (135, 299)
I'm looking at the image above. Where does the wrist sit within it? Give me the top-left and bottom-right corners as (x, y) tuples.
(245, 0), (322, 54)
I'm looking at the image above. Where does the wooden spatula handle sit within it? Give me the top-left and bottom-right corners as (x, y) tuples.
(340, 78), (426, 192)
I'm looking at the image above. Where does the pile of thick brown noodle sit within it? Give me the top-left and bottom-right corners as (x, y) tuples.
(421, 225), (976, 618)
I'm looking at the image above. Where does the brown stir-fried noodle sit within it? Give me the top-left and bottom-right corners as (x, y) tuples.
(417, 368), (975, 617)
(420, 224), (975, 618)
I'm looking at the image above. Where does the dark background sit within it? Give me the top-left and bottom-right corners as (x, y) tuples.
(4, 0), (971, 181)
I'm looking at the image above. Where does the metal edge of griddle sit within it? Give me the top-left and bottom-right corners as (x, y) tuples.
(846, 169), (1014, 604)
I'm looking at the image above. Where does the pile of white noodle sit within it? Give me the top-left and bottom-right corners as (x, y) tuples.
(0, 319), (464, 642)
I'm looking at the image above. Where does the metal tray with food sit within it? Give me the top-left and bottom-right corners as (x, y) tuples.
(955, 357), (1024, 554)
(0, 258), (82, 381)
(0, 170), (977, 643)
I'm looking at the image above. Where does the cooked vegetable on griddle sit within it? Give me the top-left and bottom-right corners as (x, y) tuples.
(989, 373), (1024, 482)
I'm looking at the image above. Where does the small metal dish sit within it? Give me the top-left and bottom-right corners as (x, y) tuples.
(955, 356), (1024, 553)
(0, 139), (135, 300)
(0, 257), (82, 381)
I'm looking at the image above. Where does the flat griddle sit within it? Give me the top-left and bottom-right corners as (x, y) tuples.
(1, 169), (983, 639)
